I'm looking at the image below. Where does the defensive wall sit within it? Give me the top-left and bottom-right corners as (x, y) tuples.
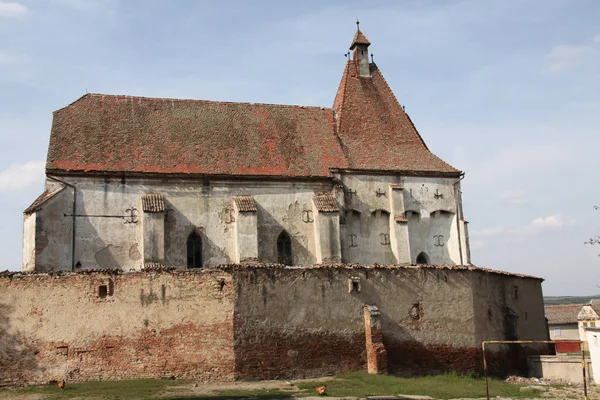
(0, 264), (547, 386)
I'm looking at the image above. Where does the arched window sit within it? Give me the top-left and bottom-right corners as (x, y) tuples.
(187, 231), (202, 269)
(416, 252), (430, 264)
(277, 231), (293, 265)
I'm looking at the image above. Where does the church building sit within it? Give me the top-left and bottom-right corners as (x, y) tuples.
(5, 25), (549, 386)
(23, 26), (470, 272)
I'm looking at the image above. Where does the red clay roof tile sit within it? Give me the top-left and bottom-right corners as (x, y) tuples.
(234, 196), (257, 212)
(332, 61), (460, 174)
(313, 193), (339, 212)
(47, 94), (348, 178)
(46, 31), (460, 178)
(350, 29), (371, 49)
(142, 194), (165, 213)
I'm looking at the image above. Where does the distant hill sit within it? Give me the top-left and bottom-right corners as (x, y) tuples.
(544, 295), (600, 305)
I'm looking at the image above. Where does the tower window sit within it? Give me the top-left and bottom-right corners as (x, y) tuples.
(277, 231), (293, 265)
(187, 231), (203, 269)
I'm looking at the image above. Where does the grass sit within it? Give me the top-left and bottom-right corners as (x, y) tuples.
(296, 372), (539, 400)
(6, 378), (185, 400)
(0, 372), (541, 400)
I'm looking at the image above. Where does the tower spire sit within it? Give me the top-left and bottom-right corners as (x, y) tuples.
(349, 22), (371, 77)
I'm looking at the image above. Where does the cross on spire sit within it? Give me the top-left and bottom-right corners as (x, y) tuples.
(356, 19), (360, 30)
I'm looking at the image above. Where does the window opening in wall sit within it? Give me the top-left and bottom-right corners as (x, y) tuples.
(592, 321), (597, 328)
(514, 286), (519, 300)
(187, 231), (203, 269)
(416, 252), (430, 264)
(277, 231), (293, 265)
(98, 285), (108, 298)
(348, 277), (361, 293)
(554, 327), (561, 337)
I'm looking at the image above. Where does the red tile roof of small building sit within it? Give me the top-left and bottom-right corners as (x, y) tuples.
(350, 29), (371, 49)
(141, 194), (165, 213)
(332, 61), (460, 175)
(234, 196), (257, 212)
(47, 94), (348, 178)
(24, 186), (65, 215)
(313, 193), (339, 212)
(545, 304), (584, 325)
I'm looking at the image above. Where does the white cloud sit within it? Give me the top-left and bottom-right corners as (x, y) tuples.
(470, 240), (487, 250)
(544, 44), (597, 72)
(473, 226), (505, 236)
(0, 51), (16, 67)
(594, 34), (600, 43)
(528, 214), (564, 230)
(0, 161), (45, 191)
(0, 1), (27, 19)
(499, 189), (526, 205)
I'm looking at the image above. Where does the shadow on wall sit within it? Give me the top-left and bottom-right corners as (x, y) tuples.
(256, 203), (313, 265)
(164, 198), (230, 268)
(0, 303), (40, 386)
(363, 270), (482, 375)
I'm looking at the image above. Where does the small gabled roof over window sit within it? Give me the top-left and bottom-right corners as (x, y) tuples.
(142, 194), (165, 213)
(313, 193), (339, 212)
(24, 186), (66, 215)
(234, 196), (257, 212)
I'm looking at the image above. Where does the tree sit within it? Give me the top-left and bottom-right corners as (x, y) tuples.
(585, 206), (600, 249)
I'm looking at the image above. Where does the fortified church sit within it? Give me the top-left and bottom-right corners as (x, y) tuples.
(23, 25), (469, 272)
(2, 26), (547, 386)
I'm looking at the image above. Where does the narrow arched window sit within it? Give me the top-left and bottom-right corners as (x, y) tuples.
(187, 231), (202, 269)
(277, 231), (293, 265)
(416, 252), (430, 264)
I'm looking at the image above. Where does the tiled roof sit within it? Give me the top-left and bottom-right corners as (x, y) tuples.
(234, 196), (257, 212)
(545, 304), (583, 325)
(313, 193), (339, 212)
(45, 32), (460, 178)
(47, 94), (348, 178)
(332, 61), (460, 175)
(589, 299), (600, 315)
(350, 29), (371, 49)
(24, 186), (65, 214)
(142, 194), (165, 212)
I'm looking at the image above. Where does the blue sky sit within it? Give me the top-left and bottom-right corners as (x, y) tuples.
(1, 0), (599, 295)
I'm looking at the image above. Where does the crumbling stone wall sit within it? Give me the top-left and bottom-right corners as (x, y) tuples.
(0, 265), (546, 386)
(232, 266), (547, 379)
(0, 269), (234, 386)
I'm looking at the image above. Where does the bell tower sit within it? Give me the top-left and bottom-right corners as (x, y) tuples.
(350, 20), (371, 77)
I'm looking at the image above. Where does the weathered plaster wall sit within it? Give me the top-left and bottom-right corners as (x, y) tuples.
(548, 323), (579, 341)
(31, 177), (334, 272)
(22, 213), (36, 272)
(337, 174), (467, 265)
(0, 270), (234, 386)
(27, 173), (470, 272)
(233, 266), (547, 379)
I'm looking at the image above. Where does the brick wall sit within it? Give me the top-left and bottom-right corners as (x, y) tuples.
(0, 265), (548, 386)
(232, 266), (548, 379)
(0, 270), (234, 386)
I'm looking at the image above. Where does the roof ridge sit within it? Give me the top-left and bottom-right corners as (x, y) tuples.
(370, 65), (460, 173)
(82, 93), (333, 111)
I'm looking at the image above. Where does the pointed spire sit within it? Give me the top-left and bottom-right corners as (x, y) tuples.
(350, 21), (371, 50)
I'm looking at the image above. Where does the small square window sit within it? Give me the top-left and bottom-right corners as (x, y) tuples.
(98, 285), (108, 298)
(554, 328), (561, 337)
(583, 322), (589, 327)
(592, 322), (596, 328)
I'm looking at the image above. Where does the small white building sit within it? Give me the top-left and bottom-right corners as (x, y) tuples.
(545, 304), (582, 341)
